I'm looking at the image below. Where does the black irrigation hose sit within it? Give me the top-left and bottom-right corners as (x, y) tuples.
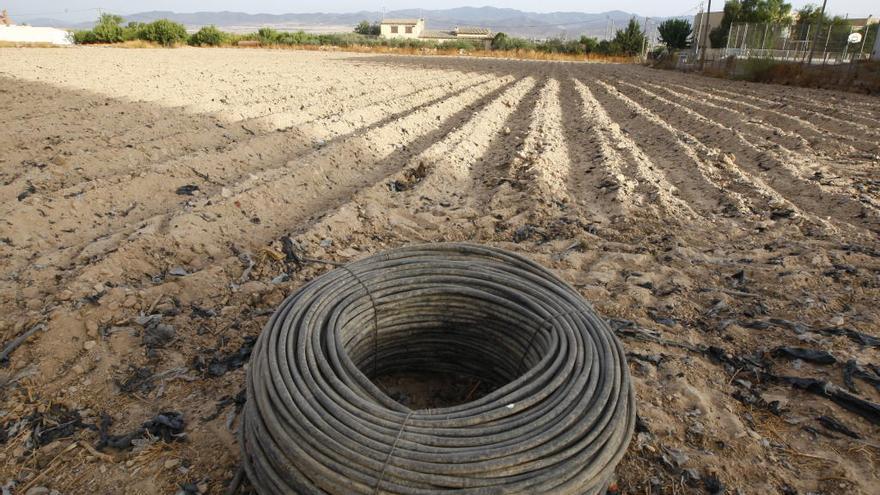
(241, 243), (635, 494)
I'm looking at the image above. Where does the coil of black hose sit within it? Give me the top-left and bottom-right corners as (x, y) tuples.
(241, 243), (635, 494)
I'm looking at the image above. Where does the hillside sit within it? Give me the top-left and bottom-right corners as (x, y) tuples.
(22, 7), (647, 39)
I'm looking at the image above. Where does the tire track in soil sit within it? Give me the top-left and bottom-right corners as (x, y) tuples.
(0, 76), (495, 278)
(605, 78), (878, 234)
(9, 77), (517, 307)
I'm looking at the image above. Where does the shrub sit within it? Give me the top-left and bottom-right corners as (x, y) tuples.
(189, 25), (228, 46)
(257, 27), (280, 44)
(354, 20), (380, 36)
(72, 30), (98, 44)
(138, 19), (188, 47)
(91, 13), (125, 43)
(492, 32), (536, 51)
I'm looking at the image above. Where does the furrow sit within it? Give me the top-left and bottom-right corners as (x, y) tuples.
(707, 86), (880, 142)
(649, 81), (871, 156)
(636, 80), (880, 212)
(577, 78), (718, 221)
(13, 75), (515, 299)
(0, 71), (482, 202)
(0, 76), (496, 279)
(607, 79), (878, 233)
(590, 79), (817, 227)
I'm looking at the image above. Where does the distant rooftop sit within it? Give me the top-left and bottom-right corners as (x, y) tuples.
(420, 30), (457, 39)
(455, 26), (492, 35)
(380, 19), (421, 25)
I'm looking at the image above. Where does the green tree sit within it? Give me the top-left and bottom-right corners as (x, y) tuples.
(710, 0), (793, 47)
(658, 18), (693, 49)
(579, 36), (599, 53)
(92, 13), (125, 43)
(491, 32), (510, 49)
(354, 20), (380, 36)
(138, 19), (188, 46)
(188, 25), (228, 46)
(612, 18), (647, 55)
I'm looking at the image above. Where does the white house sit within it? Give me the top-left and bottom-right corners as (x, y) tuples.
(380, 18), (493, 47)
(380, 19), (425, 39)
(0, 10), (73, 45)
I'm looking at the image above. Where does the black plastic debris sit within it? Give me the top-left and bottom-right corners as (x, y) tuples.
(200, 389), (247, 423)
(195, 336), (256, 377)
(176, 184), (200, 196)
(844, 359), (859, 394)
(0, 404), (94, 448)
(815, 326), (880, 348)
(388, 180), (407, 192)
(729, 270), (746, 287)
(779, 375), (880, 426)
(281, 235), (302, 268)
(771, 346), (836, 365)
(703, 472), (725, 494)
(191, 304), (217, 318)
(742, 320), (772, 330)
(816, 415), (861, 439)
(770, 208), (795, 219)
(31, 404), (94, 447)
(843, 359), (880, 393)
(513, 225), (533, 243)
(143, 322), (176, 348)
(97, 411), (186, 451)
(17, 184), (36, 202)
(117, 366), (156, 394)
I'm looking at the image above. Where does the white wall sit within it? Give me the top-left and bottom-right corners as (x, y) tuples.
(380, 20), (424, 40)
(0, 26), (73, 45)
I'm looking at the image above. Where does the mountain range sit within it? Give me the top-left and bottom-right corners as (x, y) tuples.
(19, 7), (662, 39)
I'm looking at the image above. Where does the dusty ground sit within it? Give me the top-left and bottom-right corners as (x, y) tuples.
(0, 47), (878, 494)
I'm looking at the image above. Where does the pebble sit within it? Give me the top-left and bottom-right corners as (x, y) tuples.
(164, 458), (181, 469)
(829, 315), (844, 327)
(83, 340), (97, 351)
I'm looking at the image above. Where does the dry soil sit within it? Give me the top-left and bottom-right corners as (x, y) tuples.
(0, 47), (879, 494)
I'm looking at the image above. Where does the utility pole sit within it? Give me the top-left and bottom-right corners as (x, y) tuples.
(699, 0), (713, 69)
(641, 17), (649, 60)
(806, 0), (828, 65)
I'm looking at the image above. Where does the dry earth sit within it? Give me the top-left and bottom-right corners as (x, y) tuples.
(0, 47), (879, 494)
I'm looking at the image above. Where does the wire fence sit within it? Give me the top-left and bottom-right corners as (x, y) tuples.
(718, 21), (878, 64)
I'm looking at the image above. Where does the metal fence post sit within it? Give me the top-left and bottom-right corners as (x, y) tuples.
(807, 0), (828, 64)
(873, 21), (880, 61)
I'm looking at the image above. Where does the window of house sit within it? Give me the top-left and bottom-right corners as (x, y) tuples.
(405, 26), (413, 34)
(391, 26), (398, 34)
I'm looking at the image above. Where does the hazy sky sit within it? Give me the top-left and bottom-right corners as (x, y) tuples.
(5, 0), (877, 22)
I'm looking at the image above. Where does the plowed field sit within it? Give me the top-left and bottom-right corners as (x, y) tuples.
(1, 47), (878, 494)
